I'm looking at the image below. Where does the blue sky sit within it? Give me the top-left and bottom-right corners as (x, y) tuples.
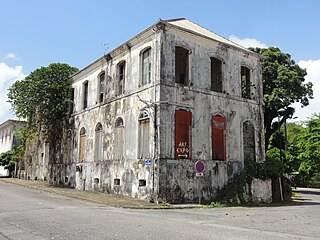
(1, 0), (320, 123)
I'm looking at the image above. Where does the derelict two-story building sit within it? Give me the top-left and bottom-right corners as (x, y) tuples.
(67, 18), (270, 203)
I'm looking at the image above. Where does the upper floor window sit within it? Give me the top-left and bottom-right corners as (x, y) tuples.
(69, 88), (74, 115)
(116, 61), (125, 96)
(241, 66), (251, 99)
(175, 46), (189, 85)
(211, 57), (223, 92)
(98, 72), (105, 103)
(83, 81), (89, 109)
(141, 48), (151, 86)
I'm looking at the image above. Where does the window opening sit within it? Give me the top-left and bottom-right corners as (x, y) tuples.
(79, 127), (86, 163)
(142, 48), (151, 86)
(175, 46), (189, 85)
(138, 110), (150, 159)
(210, 57), (222, 92)
(114, 118), (124, 160)
(243, 121), (256, 162)
(175, 110), (192, 159)
(83, 81), (89, 109)
(95, 123), (103, 161)
(117, 62), (125, 96)
(99, 72), (105, 103)
(241, 66), (251, 99)
(212, 115), (226, 161)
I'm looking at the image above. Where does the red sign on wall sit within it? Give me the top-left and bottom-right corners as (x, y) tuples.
(175, 110), (192, 159)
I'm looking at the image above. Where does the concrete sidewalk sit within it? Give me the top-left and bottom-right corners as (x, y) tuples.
(0, 178), (201, 209)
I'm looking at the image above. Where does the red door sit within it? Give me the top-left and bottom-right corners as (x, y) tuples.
(175, 110), (192, 159)
(212, 115), (226, 161)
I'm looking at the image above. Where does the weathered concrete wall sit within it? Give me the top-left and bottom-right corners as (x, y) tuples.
(157, 25), (266, 203)
(70, 30), (161, 200)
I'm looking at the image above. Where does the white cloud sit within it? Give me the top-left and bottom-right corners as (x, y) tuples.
(3, 53), (17, 61)
(228, 35), (268, 48)
(0, 62), (25, 123)
(291, 60), (320, 121)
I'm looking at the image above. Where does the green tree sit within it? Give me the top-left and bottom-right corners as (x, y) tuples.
(7, 63), (78, 130)
(0, 151), (15, 172)
(250, 47), (313, 150)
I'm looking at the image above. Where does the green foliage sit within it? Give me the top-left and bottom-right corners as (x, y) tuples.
(7, 63), (78, 130)
(0, 151), (14, 172)
(249, 47), (313, 150)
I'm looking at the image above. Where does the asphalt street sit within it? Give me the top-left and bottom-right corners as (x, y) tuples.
(0, 181), (319, 240)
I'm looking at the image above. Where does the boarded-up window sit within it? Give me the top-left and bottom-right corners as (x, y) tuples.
(241, 66), (251, 99)
(243, 121), (256, 162)
(94, 123), (103, 161)
(142, 48), (151, 86)
(211, 57), (222, 92)
(212, 115), (226, 161)
(83, 81), (88, 109)
(138, 110), (150, 159)
(175, 110), (192, 159)
(114, 118), (124, 160)
(98, 72), (105, 103)
(65, 129), (73, 164)
(175, 46), (189, 85)
(117, 61), (125, 96)
(79, 127), (86, 163)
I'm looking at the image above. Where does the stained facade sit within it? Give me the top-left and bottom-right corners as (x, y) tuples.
(24, 18), (271, 203)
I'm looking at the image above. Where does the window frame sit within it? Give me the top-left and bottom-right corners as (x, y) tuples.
(210, 57), (223, 92)
(116, 61), (126, 96)
(141, 47), (152, 86)
(138, 110), (150, 159)
(83, 81), (89, 109)
(175, 46), (190, 85)
(98, 71), (105, 103)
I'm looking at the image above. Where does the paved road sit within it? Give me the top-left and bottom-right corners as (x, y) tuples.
(0, 181), (319, 240)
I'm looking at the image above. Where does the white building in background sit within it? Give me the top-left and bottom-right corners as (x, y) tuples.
(0, 119), (26, 176)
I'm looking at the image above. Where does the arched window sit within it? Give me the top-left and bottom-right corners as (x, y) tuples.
(114, 117), (124, 160)
(98, 71), (105, 103)
(212, 115), (226, 161)
(175, 46), (189, 85)
(243, 121), (255, 162)
(138, 110), (150, 159)
(79, 127), (86, 163)
(141, 48), (151, 86)
(95, 123), (103, 161)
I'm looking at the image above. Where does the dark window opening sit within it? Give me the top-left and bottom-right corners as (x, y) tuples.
(94, 178), (99, 184)
(65, 177), (69, 183)
(212, 115), (226, 161)
(99, 72), (105, 103)
(175, 46), (189, 85)
(243, 121), (256, 162)
(83, 81), (89, 109)
(114, 178), (120, 186)
(211, 57), (223, 92)
(117, 62), (125, 96)
(175, 110), (192, 159)
(241, 66), (251, 99)
(139, 179), (146, 187)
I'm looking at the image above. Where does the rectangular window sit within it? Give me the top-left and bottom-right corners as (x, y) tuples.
(175, 46), (189, 85)
(117, 62), (125, 96)
(79, 135), (86, 163)
(83, 82), (88, 109)
(212, 115), (226, 161)
(211, 57), (222, 92)
(175, 110), (192, 159)
(241, 66), (251, 99)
